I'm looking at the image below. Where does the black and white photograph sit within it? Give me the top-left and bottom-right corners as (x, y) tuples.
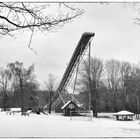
(0, 0), (140, 138)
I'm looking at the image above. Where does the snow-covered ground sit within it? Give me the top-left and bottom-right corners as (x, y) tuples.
(0, 112), (140, 138)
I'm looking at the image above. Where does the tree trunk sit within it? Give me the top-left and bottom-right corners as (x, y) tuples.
(91, 98), (98, 118)
(2, 94), (9, 111)
(113, 91), (118, 112)
(136, 95), (140, 119)
(48, 92), (53, 114)
(105, 100), (109, 113)
(48, 102), (52, 114)
(20, 79), (24, 115)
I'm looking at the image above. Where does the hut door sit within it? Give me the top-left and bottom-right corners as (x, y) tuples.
(68, 103), (75, 116)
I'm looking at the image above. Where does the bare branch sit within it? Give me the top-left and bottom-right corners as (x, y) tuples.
(0, 3), (84, 35)
(0, 2), (84, 52)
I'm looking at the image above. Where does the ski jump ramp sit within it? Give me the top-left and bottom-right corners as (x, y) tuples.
(57, 32), (95, 94)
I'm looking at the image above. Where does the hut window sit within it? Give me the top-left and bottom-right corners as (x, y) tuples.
(69, 104), (74, 109)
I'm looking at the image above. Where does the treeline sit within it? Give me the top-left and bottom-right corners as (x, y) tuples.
(75, 57), (140, 116)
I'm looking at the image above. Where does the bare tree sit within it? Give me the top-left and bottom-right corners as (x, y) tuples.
(120, 61), (132, 110)
(0, 2), (84, 49)
(0, 67), (11, 110)
(128, 64), (140, 119)
(105, 59), (121, 112)
(7, 61), (36, 115)
(79, 57), (104, 117)
(45, 74), (57, 114)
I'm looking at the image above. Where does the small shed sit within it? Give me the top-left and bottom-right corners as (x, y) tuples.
(113, 110), (135, 121)
(61, 100), (79, 116)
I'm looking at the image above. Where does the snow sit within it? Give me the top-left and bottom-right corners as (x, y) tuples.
(10, 108), (21, 111)
(113, 110), (135, 116)
(0, 112), (140, 137)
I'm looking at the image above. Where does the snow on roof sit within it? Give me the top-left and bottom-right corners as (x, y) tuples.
(61, 101), (71, 109)
(11, 108), (21, 111)
(113, 110), (134, 116)
(77, 103), (83, 107)
(61, 100), (78, 110)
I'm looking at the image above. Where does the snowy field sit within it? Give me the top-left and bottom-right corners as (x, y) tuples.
(0, 112), (140, 138)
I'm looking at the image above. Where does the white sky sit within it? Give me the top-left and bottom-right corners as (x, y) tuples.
(1, 3), (140, 89)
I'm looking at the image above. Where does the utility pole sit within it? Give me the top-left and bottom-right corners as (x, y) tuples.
(88, 42), (91, 111)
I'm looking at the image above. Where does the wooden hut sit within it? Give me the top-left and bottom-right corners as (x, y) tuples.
(61, 100), (79, 116)
(113, 110), (135, 121)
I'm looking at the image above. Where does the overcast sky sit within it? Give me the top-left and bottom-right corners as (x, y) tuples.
(1, 3), (140, 89)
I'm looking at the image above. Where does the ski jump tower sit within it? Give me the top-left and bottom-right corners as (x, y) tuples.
(56, 32), (95, 110)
